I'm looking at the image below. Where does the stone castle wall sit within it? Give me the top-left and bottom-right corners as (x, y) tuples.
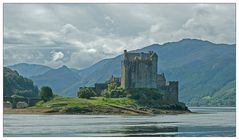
(121, 50), (158, 89)
(160, 81), (178, 104)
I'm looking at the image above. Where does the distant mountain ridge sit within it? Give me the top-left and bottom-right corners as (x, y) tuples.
(7, 39), (236, 106)
(8, 63), (52, 78)
(30, 65), (81, 96)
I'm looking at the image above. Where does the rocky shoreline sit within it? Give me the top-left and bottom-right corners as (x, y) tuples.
(4, 104), (192, 115)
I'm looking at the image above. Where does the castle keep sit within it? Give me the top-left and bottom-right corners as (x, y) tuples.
(121, 50), (178, 104)
(121, 50), (158, 89)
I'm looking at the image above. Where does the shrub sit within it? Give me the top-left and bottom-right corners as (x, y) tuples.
(101, 89), (110, 98)
(77, 87), (96, 99)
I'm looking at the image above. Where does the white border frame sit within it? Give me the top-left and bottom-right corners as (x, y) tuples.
(0, 0), (238, 140)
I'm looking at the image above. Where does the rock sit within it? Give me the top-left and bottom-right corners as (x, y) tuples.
(60, 107), (92, 114)
(42, 109), (59, 113)
(16, 102), (28, 109)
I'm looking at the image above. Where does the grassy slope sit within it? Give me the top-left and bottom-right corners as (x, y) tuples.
(33, 96), (136, 109)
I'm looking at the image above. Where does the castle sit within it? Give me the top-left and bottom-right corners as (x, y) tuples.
(121, 50), (178, 104)
(81, 50), (179, 104)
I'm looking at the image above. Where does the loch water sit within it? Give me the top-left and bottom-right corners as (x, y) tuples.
(3, 107), (236, 137)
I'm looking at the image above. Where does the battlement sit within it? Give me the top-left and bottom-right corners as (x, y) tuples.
(123, 50), (157, 62)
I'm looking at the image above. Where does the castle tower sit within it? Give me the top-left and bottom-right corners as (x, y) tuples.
(157, 73), (166, 87)
(167, 81), (179, 103)
(121, 50), (158, 89)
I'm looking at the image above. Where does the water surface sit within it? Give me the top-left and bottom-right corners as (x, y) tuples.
(3, 107), (236, 137)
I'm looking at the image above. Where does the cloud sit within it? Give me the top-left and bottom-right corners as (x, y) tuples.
(3, 4), (235, 69)
(87, 48), (97, 53)
(51, 51), (64, 61)
(61, 24), (80, 34)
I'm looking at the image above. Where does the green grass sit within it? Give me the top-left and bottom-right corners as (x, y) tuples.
(33, 96), (136, 109)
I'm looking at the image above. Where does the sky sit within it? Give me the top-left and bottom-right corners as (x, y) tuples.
(3, 4), (236, 69)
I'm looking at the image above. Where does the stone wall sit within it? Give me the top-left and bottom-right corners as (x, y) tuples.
(157, 73), (166, 87)
(167, 81), (179, 104)
(159, 81), (179, 104)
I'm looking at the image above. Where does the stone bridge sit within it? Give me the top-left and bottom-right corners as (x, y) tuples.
(3, 96), (41, 108)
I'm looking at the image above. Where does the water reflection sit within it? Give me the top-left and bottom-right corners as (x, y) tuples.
(122, 125), (178, 137)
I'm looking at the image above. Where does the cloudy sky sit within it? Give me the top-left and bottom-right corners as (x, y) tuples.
(3, 4), (236, 69)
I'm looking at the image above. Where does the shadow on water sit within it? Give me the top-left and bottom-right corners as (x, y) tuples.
(120, 125), (178, 137)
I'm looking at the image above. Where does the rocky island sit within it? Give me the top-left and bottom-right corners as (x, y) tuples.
(4, 50), (190, 115)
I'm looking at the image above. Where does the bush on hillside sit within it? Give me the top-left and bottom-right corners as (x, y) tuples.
(77, 87), (96, 99)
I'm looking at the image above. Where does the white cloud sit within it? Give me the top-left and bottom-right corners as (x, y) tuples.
(60, 24), (80, 34)
(87, 48), (97, 53)
(51, 51), (64, 61)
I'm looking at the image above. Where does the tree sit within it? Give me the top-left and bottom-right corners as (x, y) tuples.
(77, 87), (96, 99)
(40, 86), (53, 102)
(3, 67), (39, 97)
(107, 83), (118, 92)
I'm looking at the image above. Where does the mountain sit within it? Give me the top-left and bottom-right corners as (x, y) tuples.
(30, 65), (81, 96)
(210, 80), (236, 106)
(8, 39), (235, 106)
(8, 63), (52, 78)
(3, 67), (39, 97)
(73, 38), (235, 106)
(76, 57), (122, 85)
